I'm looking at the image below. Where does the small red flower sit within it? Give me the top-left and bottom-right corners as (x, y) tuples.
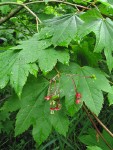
(50, 107), (55, 114)
(45, 95), (52, 101)
(76, 92), (81, 99)
(50, 107), (55, 110)
(54, 107), (60, 111)
(75, 99), (81, 104)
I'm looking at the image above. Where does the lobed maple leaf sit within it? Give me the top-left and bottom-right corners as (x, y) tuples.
(58, 63), (112, 115)
(78, 9), (113, 71)
(0, 34), (69, 96)
(39, 14), (83, 47)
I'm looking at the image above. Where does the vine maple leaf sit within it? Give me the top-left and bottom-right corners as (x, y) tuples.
(0, 50), (38, 97)
(78, 9), (113, 71)
(13, 76), (69, 144)
(0, 34), (69, 96)
(39, 14), (83, 47)
(59, 63), (112, 115)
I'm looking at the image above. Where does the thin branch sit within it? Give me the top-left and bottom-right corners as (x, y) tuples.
(0, 1), (90, 10)
(25, 0), (90, 10)
(83, 104), (113, 150)
(0, 2), (41, 31)
(0, 0), (90, 27)
(22, 4), (41, 31)
(90, 111), (113, 138)
(0, 2), (22, 6)
(42, 75), (50, 82)
(0, 0), (30, 25)
(71, 77), (77, 93)
(16, 16), (34, 34)
(65, 73), (94, 79)
(83, 103), (113, 138)
(55, 67), (60, 75)
(0, 95), (11, 103)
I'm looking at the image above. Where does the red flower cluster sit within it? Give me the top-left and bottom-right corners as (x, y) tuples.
(45, 95), (61, 114)
(44, 96), (52, 101)
(50, 107), (60, 111)
(75, 92), (81, 104)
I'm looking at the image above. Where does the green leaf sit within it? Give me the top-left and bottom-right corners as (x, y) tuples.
(108, 86), (113, 105)
(0, 34), (50, 95)
(10, 57), (38, 97)
(0, 34), (69, 96)
(0, 111), (9, 121)
(15, 76), (49, 136)
(79, 129), (113, 150)
(49, 110), (69, 136)
(12, 35), (51, 63)
(98, 0), (113, 7)
(71, 38), (101, 67)
(28, 63), (38, 77)
(60, 74), (82, 116)
(38, 48), (70, 73)
(78, 9), (113, 71)
(13, 34), (69, 72)
(58, 63), (112, 115)
(12, 34), (69, 73)
(15, 75), (69, 144)
(98, 3), (113, 17)
(32, 103), (52, 145)
(0, 50), (17, 89)
(0, 0), (17, 14)
(87, 146), (103, 150)
(0, 50), (39, 97)
(0, 5), (11, 15)
(33, 118), (52, 145)
(0, 95), (20, 112)
(40, 14), (83, 46)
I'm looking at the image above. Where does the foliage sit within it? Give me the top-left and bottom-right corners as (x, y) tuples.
(79, 129), (113, 150)
(0, 0), (113, 149)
